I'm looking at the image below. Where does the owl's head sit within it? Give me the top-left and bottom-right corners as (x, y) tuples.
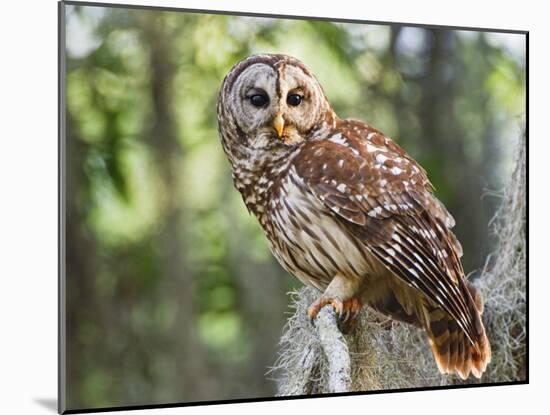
(218, 54), (333, 153)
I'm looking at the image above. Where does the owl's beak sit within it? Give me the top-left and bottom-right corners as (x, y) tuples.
(273, 113), (285, 138)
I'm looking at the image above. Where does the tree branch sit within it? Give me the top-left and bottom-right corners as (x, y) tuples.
(313, 306), (351, 393)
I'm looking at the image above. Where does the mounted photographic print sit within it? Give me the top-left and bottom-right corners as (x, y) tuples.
(59, 1), (528, 413)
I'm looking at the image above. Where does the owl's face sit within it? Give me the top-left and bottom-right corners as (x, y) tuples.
(219, 54), (331, 150)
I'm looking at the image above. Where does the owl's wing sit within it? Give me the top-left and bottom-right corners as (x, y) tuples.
(293, 129), (482, 348)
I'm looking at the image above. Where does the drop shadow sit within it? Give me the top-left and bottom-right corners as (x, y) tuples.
(34, 398), (57, 413)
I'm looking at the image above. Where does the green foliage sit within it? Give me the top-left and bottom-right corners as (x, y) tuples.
(64, 4), (526, 410)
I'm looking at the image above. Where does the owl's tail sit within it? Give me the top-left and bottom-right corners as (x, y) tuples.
(425, 284), (491, 380)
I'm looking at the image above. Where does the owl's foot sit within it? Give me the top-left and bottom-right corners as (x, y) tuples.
(307, 296), (362, 332)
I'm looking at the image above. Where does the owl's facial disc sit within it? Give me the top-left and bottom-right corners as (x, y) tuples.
(229, 57), (328, 148)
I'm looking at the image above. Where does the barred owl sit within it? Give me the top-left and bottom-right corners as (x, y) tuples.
(217, 54), (491, 379)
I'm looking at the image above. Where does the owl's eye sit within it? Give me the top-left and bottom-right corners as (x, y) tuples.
(287, 94), (303, 106)
(249, 93), (269, 107)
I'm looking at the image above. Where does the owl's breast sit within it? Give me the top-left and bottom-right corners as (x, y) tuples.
(263, 166), (378, 291)
(231, 145), (298, 219)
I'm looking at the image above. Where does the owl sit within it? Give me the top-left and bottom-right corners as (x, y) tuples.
(217, 54), (491, 380)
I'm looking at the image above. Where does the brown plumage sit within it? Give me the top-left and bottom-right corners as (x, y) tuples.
(217, 53), (490, 379)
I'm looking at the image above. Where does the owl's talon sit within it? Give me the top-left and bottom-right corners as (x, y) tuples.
(307, 297), (342, 321)
(341, 311), (350, 324)
(308, 296), (362, 329)
(339, 308), (352, 324)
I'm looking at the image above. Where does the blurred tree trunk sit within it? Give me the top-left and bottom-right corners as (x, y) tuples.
(65, 113), (101, 409)
(412, 29), (493, 271)
(139, 13), (212, 400)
